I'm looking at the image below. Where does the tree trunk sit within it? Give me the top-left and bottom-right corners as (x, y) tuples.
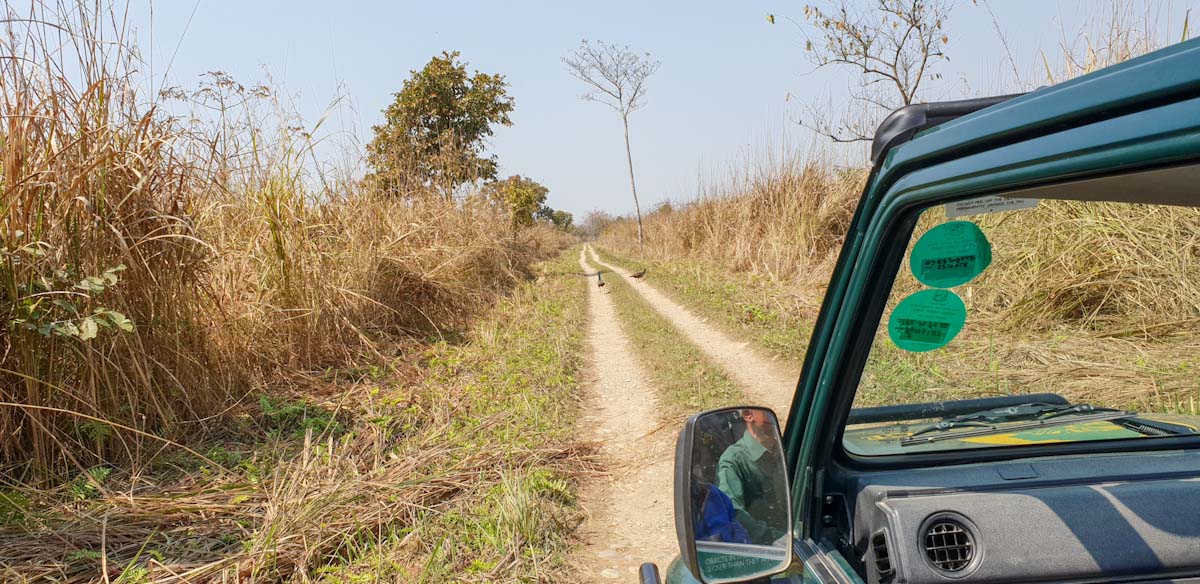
(621, 115), (645, 253)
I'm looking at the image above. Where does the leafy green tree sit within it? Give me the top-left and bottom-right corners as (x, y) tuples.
(367, 51), (515, 197)
(535, 205), (573, 230)
(550, 209), (574, 231)
(487, 175), (549, 231)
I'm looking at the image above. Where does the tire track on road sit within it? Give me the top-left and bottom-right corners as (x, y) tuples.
(586, 246), (799, 421)
(574, 249), (677, 581)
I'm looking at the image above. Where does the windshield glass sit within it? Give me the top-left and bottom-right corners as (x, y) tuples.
(844, 194), (1200, 456)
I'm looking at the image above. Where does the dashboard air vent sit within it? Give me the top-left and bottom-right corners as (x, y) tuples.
(871, 531), (895, 581)
(923, 518), (975, 573)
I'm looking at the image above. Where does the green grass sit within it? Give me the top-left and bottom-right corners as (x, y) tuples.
(584, 254), (745, 419)
(592, 247), (814, 365)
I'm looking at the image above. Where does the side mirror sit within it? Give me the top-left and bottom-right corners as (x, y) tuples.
(673, 407), (793, 583)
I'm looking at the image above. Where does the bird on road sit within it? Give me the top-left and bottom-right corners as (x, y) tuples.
(597, 272), (605, 287)
(631, 268), (647, 279)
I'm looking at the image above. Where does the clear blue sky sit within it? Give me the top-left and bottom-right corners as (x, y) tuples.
(131, 1), (1196, 217)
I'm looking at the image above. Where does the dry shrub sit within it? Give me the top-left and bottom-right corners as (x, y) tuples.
(1040, 0), (1183, 84)
(972, 202), (1200, 333)
(0, 1), (569, 480)
(199, 192), (549, 371)
(600, 154), (864, 281)
(0, 1), (230, 477)
(0, 248), (593, 583)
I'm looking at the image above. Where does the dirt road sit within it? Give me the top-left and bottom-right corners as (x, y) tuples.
(585, 246), (798, 421)
(574, 245), (805, 581)
(575, 249), (677, 581)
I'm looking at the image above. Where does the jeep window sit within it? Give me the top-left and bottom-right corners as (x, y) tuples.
(844, 168), (1200, 456)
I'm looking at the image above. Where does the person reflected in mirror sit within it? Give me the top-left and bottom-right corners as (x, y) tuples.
(717, 409), (789, 544)
(690, 479), (751, 544)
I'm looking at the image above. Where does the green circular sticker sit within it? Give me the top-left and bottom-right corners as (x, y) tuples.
(909, 221), (992, 288)
(888, 289), (967, 352)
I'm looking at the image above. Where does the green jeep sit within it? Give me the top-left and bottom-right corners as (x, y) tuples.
(642, 37), (1200, 584)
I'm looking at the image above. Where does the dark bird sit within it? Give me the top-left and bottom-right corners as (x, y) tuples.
(597, 272), (605, 287)
(631, 268), (647, 279)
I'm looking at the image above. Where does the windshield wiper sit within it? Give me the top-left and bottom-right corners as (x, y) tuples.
(1109, 416), (1200, 437)
(906, 403), (1113, 438)
(899, 402), (1195, 447)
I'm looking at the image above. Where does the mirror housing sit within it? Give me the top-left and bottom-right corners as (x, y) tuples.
(673, 406), (793, 583)
(639, 563), (663, 584)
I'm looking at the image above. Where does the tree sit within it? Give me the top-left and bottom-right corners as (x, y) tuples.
(797, 0), (952, 143)
(564, 40), (660, 253)
(487, 175), (549, 232)
(550, 209), (574, 231)
(580, 210), (616, 240)
(367, 51), (514, 198)
(532, 205), (573, 230)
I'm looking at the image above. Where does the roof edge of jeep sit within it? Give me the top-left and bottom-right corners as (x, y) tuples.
(870, 93), (1027, 166)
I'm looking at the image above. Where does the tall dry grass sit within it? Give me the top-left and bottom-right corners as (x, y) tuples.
(0, 258), (596, 582)
(600, 154), (864, 281)
(0, 1), (567, 481)
(960, 203), (1200, 333)
(0, 1), (228, 477)
(1038, 0), (1189, 86)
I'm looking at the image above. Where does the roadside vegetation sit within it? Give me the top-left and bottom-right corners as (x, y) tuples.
(582, 255), (744, 419)
(598, 159), (862, 284)
(1, 248), (594, 582)
(591, 153), (861, 367)
(0, 2), (589, 581)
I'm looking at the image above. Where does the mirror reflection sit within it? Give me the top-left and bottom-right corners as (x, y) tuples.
(690, 407), (790, 582)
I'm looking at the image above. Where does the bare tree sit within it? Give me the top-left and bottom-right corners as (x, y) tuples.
(564, 40), (660, 252)
(797, 0), (953, 143)
(580, 209), (616, 240)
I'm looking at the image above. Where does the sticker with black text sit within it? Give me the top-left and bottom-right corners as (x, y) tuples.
(888, 289), (966, 352)
(909, 221), (992, 288)
(945, 195), (1038, 218)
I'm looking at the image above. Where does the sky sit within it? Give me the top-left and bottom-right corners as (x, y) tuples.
(129, 0), (1197, 217)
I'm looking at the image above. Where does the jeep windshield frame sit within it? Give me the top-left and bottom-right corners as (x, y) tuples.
(783, 37), (1200, 538)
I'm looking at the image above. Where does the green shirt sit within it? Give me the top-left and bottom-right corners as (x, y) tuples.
(716, 430), (787, 543)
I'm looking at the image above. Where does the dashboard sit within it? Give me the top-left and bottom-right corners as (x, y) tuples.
(839, 449), (1200, 583)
